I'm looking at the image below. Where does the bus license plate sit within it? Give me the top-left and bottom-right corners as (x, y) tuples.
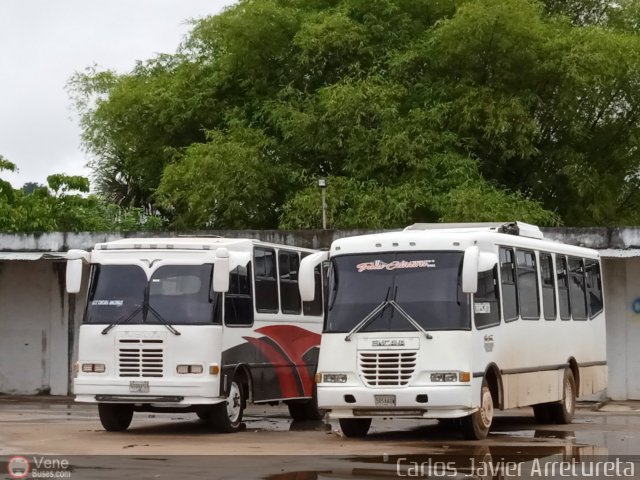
(374, 395), (396, 407)
(129, 381), (149, 393)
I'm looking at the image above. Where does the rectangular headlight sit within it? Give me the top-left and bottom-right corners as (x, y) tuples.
(177, 364), (203, 374)
(81, 363), (105, 373)
(431, 372), (458, 382)
(323, 373), (347, 383)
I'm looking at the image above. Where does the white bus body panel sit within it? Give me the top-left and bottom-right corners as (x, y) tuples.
(316, 226), (607, 420)
(75, 324), (224, 404)
(318, 331), (477, 418)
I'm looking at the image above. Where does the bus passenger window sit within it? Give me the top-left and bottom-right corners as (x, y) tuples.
(516, 250), (540, 320)
(225, 265), (254, 326)
(254, 248), (279, 313)
(568, 257), (587, 320)
(585, 259), (603, 318)
(474, 266), (500, 329)
(540, 253), (557, 320)
(279, 251), (302, 314)
(557, 256), (571, 320)
(499, 247), (518, 322)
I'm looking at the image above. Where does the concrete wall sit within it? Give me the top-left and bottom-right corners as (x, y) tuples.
(0, 260), (84, 395)
(603, 258), (640, 400)
(1, 228), (640, 398)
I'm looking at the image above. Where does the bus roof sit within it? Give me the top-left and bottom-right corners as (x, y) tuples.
(331, 223), (599, 258)
(94, 237), (315, 253)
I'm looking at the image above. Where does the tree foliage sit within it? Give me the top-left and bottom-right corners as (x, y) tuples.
(0, 158), (162, 233)
(71, 0), (640, 228)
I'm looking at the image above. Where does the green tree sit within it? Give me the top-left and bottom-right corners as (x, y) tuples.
(72, 0), (640, 228)
(0, 157), (163, 233)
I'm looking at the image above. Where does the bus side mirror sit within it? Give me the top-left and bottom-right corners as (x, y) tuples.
(66, 260), (83, 294)
(213, 248), (230, 293)
(299, 251), (329, 302)
(66, 249), (90, 294)
(462, 246), (479, 294)
(462, 248), (498, 294)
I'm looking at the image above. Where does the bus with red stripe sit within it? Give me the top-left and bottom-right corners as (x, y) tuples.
(66, 238), (324, 432)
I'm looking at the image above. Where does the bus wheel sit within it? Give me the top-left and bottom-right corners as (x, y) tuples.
(533, 403), (553, 424)
(211, 380), (244, 433)
(98, 403), (133, 432)
(339, 418), (371, 437)
(287, 387), (326, 421)
(550, 369), (576, 424)
(464, 380), (493, 440)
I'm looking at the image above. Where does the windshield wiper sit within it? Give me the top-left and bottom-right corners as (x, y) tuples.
(142, 285), (181, 336)
(145, 304), (181, 336)
(344, 287), (391, 342)
(387, 300), (433, 340)
(101, 303), (144, 335)
(102, 286), (181, 336)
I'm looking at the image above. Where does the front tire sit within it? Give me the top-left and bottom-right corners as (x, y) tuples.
(550, 369), (576, 424)
(98, 403), (133, 432)
(464, 380), (494, 440)
(210, 380), (244, 433)
(339, 418), (371, 437)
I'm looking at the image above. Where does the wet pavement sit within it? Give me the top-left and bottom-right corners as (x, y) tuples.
(0, 397), (638, 478)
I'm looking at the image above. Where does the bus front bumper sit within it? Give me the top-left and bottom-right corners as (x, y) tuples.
(318, 384), (475, 419)
(74, 377), (222, 405)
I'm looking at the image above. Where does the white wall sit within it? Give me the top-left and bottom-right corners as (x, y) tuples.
(0, 260), (83, 395)
(603, 258), (640, 400)
(0, 255), (639, 399)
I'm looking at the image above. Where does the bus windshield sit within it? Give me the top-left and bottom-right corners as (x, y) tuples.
(85, 264), (216, 325)
(326, 252), (469, 333)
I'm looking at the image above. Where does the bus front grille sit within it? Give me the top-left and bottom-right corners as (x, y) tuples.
(359, 351), (417, 387)
(118, 339), (164, 378)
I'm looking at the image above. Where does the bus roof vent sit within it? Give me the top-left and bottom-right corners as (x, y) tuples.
(404, 222), (544, 239)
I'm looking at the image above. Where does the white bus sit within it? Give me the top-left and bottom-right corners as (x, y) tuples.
(66, 237), (325, 432)
(299, 222), (606, 439)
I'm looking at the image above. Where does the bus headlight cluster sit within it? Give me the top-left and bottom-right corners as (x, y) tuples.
(431, 372), (458, 382)
(176, 364), (204, 374)
(81, 363), (106, 373)
(320, 373), (347, 383)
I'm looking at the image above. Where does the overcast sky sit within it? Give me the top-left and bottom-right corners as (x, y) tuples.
(0, 0), (236, 188)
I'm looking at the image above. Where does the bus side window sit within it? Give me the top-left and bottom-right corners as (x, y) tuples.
(499, 247), (518, 322)
(568, 257), (588, 320)
(225, 265), (254, 326)
(585, 259), (603, 319)
(474, 265), (500, 329)
(557, 256), (571, 320)
(254, 247), (279, 313)
(279, 251), (302, 314)
(540, 252), (557, 320)
(516, 249), (540, 320)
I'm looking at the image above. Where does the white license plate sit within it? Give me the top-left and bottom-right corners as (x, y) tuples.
(129, 381), (149, 393)
(374, 395), (396, 407)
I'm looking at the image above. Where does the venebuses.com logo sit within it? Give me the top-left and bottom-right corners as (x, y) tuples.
(7, 456), (30, 479)
(6, 455), (71, 479)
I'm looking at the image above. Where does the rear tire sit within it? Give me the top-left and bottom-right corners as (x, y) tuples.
(287, 387), (326, 421)
(339, 418), (371, 437)
(463, 380), (493, 440)
(98, 403), (133, 432)
(210, 379), (244, 433)
(550, 369), (576, 424)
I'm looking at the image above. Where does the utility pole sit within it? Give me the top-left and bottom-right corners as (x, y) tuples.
(318, 178), (327, 229)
